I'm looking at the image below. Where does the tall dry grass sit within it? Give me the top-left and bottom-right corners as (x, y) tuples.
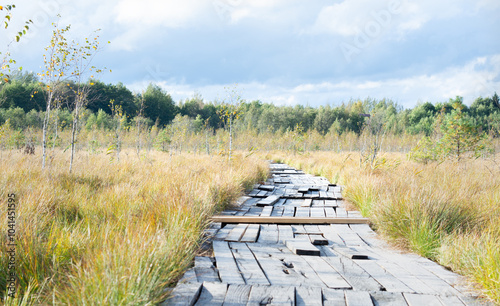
(268, 151), (500, 304)
(0, 149), (268, 305)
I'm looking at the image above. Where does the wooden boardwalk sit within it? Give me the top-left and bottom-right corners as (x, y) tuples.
(163, 163), (488, 306)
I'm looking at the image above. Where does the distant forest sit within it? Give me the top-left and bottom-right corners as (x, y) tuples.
(1, 72), (499, 138)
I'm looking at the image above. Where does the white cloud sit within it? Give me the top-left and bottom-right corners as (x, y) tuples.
(114, 0), (213, 28)
(127, 54), (500, 108)
(309, 0), (470, 38)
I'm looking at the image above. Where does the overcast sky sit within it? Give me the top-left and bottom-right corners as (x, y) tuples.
(3, 0), (500, 108)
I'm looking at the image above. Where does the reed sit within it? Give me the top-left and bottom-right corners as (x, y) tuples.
(0, 149), (268, 304)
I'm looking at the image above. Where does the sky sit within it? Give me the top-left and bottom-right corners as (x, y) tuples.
(2, 0), (500, 108)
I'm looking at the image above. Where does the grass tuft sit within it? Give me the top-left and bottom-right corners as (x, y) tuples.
(0, 149), (267, 304)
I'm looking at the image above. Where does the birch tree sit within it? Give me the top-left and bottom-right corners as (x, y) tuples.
(38, 22), (71, 169)
(67, 29), (107, 172)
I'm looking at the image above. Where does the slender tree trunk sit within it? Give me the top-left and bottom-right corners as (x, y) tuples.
(69, 104), (79, 173)
(42, 92), (53, 169)
(51, 108), (59, 152)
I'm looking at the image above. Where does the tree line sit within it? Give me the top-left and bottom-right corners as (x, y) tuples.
(1, 72), (499, 138)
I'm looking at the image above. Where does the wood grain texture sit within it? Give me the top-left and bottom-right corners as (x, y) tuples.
(247, 285), (295, 306)
(162, 282), (202, 306)
(212, 241), (245, 285)
(285, 239), (320, 256)
(296, 286), (323, 306)
(229, 242), (270, 285)
(194, 282), (228, 306)
(222, 284), (252, 306)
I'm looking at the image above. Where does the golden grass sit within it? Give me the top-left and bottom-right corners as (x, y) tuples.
(0, 149), (268, 305)
(266, 151), (500, 304)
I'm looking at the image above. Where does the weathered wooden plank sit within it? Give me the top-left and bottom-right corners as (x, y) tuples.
(345, 290), (374, 306)
(194, 282), (228, 306)
(349, 224), (376, 236)
(319, 246), (383, 291)
(256, 190), (268, 197)
(296, 286), (322, 306)
(298, 186), (310, 193)
(163, 282), (202, 306)
(336, 207), (348, 217)
(247, 285), (295, 305)
(309, 234), (329, 245)
(285, 199), (303, 207)
(333, 245), (370, 260)
(403, 293), (443, 306)
(239, 224), (260, 243)
(326, 191), (336, 198)
(332, 224), (368, 246)
(330, 224), (353, 233)
(270, 206), (283, 216)
(257, 224), (279, 244)
(178, 268), (197, 284)
(212, 241), (245, 285)
(278, 225), (294, 244)
(194, 257), (220, 283)
(309, 191), (320, 198)
(318, 225), (345, 246)
(257, 195), (280, 206)
(322, 289), (346, 305)
(302, 198), (313, 207)
(309, 185), (320, 191)
(222, 284), (252, 306)
(412, 256), (466, 290)
(273, 198), (287, 207)
(286, 239), (320, 256)
(260, 206), (273, 217)
(325, 207), (337, 218)
(247, 244), (304, 286)
(354, 260), (414, 293)
(324, 200), (338, 207)
(225, 224), (249, 242)
(377, 261), (436, 294)
(282, 205), (295, 217)
(339, 233), (368, 246)
(366, 248), (463, 296)
(229, 242), (270, 285)
(295, 207), (310, 217)
(214, 224), (236, 241)
(303, 224), (323, 235)
(312, 199), (325, 207)
(370, 291), (408, 306)
(291, 224), (306, 235)
(347, 210), (363, 218)
(247, 190), (259, 197)
(244, 207), (262, 216)
(302, 255), (351, 289)
(278, 254), (327, 287)
(310, 207), (326, 217)
(259, 185), (275, 191)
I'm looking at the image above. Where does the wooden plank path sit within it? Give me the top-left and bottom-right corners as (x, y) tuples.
(163, 163), (489, 306)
